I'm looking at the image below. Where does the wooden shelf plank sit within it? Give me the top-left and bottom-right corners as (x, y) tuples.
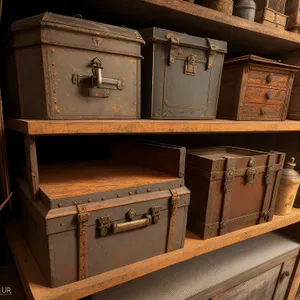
(6, 208), (300, 300)
(92, 0), (300, 54)
(5, 118), (300, 135)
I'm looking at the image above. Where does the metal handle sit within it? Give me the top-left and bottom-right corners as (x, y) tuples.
(97, 207), (160, 238)
(266, 73), (273, 83)
(72, 57), (122, 93)
(112, 214), (152, 234)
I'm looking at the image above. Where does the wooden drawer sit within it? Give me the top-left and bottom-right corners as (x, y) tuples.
(240, 103), (284, 120)
(244, 86), (286, 105)
(247, 67), (290, 89)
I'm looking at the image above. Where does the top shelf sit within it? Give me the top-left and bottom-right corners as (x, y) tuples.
(5, 118), (300, 135)
(94, 0), (300, 55)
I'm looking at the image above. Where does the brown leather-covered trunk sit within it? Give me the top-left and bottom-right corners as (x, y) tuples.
(17, 140), (190, 287)
(185, 146), (285, 239)
(4, 13), (144, 119)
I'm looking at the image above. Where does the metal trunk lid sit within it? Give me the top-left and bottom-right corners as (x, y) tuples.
(9, 12), (145, 52)
(140, 27), (227, 53)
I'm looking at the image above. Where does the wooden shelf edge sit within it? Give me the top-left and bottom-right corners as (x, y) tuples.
(5, 118), (300, 135)
(142, 0), (300, 53)
(5, 208), (300, 300)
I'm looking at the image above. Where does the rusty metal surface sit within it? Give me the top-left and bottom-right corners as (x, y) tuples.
(185, 146), (285, 239)
(167, 189), (180, 252)
(77, 204), (89, 280)
(6, 13), (144, 120)
(139, 27), (227, 119)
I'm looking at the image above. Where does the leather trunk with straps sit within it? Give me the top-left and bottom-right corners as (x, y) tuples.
(16, 140), (190, 287)
(185, 146), (285, 239)
(139, 27), (227, 119)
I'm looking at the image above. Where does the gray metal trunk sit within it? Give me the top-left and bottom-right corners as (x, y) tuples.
(5, 13), (144, 119)
(139, 27), (227, 119)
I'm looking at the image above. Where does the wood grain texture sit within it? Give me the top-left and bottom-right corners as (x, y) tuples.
(6, 118), (300, 135)
(5, 208), (300, 300)
(86, 0), (300, 54)
(39, 160), (178, 199)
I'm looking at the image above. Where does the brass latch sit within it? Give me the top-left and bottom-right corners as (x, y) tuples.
(245, 157), (257, 184)
(166, 33), (180, 65)
(96, 206), (161, 238)
(72, 57), (122, 97)
(184, 54), (196, 75)
(97, 215), (111, 237)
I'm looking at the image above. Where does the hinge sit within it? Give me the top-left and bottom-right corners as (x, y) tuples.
(77, 205), (89, 223)
(166, 33), (180, 65)
(184, 54), (196, 75)
(206, 38), (220, 69)
(224, 169), (234, 193)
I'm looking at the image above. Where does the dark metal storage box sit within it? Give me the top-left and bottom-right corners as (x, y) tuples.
(185, 146), (285, 239)
(217, 55), (300, 121)
(5, 13), (144, 119)
(17, 141), (190, 287)
(139, 27), (227, 119)
(92, 232), (300, 300)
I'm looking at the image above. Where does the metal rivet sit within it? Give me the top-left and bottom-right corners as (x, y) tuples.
(101, 197), (105, 201)
(74, 201), (77, 205)
(81, 276), (85, 279)
(58, 203), (62, 208)
(60, 222), (64, 226)
(53, 72), (57, 76)
(117, 194), (121, 198)
(88, 198), (92, 202)
(147, 188), (151, 192)
(135, 190), (138, 194)
(129, 191), (133, 195)
(82, 231), (85, 234)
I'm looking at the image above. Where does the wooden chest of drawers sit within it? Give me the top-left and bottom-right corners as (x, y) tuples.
(217, 55), (300, 121)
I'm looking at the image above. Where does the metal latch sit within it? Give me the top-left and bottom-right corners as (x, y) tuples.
(184, 54), (196, 75)
(245, 157), (257, 184)
(97, 215), (111, 237)
(166, 33), (180, 65)
(206, 38), (220, 70)
(72, 57), (122, 96)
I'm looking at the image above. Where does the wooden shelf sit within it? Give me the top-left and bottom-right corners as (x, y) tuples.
(5, 117), (300, 135)
(6, 209), (300, 300)
(92, 0), (300, 55)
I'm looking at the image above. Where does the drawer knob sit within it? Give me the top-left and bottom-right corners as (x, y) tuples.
(260, 108), (267, 115)
(265, 91), (271, 100)
(266, 73), (273, 83)
(280, 271), (290, 282)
